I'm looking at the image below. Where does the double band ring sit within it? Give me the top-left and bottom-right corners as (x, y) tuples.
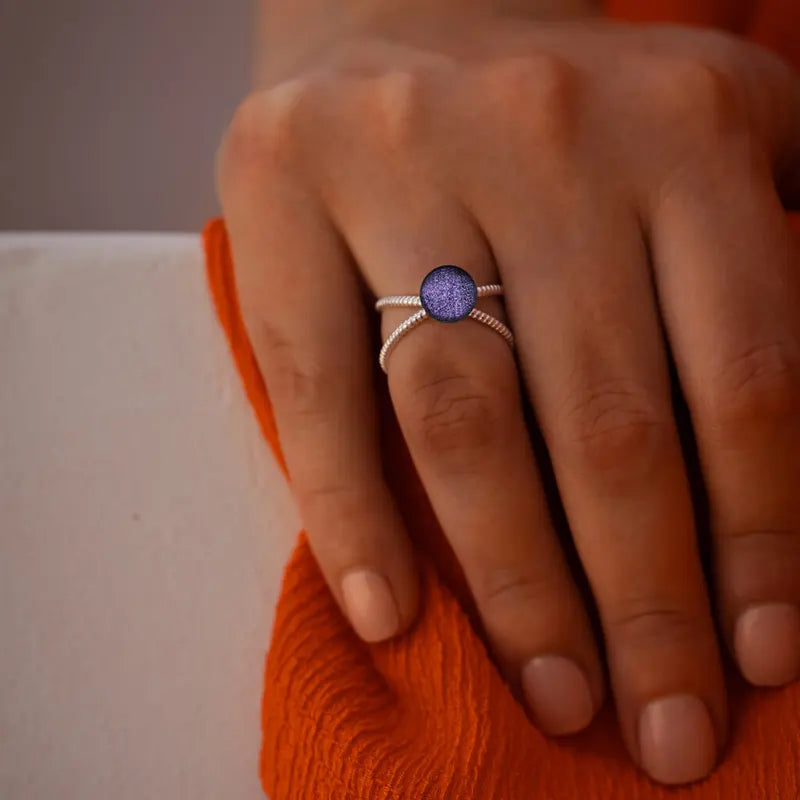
(375, 265), (515, 373)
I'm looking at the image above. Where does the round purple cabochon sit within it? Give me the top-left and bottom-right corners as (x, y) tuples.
(419, 265), (477, 322)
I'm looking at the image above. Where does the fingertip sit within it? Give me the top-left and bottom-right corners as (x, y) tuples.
(339, 540), (421, 642)
(522, 654), (597, 736)
(341, 567), (403, 642)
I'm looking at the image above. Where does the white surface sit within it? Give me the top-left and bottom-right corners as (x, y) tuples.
(0, 233), (297, 799)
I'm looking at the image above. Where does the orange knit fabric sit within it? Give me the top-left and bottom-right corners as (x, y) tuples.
(203, 4), (800, 796)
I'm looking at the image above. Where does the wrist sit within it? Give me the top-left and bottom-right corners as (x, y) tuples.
(254, 0), (599, 87)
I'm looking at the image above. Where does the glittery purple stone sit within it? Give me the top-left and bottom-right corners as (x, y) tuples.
(419, 265), (477, 323)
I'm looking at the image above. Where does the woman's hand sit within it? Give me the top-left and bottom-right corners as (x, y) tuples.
(216, 5), (800, 785)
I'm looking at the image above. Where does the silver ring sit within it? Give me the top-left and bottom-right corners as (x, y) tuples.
(374, 265), (515, 373)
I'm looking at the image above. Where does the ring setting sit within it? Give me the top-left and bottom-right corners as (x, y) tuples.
(374, 265), (514, 373)
(419, 265), (478, 322)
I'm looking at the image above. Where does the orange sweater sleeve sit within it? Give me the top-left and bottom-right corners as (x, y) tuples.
(203, 4), (800, 796)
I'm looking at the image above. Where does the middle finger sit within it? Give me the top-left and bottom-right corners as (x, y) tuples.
(314, 69), (607, 735)
(468, 153), (726, 783)
(364, 202), (606, 736)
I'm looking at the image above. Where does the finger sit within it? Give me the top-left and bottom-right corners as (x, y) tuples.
(217, 93), (418, 643)
(355, 204), (604, 733)
(630, 28), (800, 204)
(379, 221), (605, 736)
(316, 70), (606, 735)
(472, 189), (724, 785)
(648, 145), (800, 687)
(458, 58), (727, 784)
(531, 220), (723, 784)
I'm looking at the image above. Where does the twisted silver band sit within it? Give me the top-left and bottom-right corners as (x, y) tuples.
(375, 282), (514, 373)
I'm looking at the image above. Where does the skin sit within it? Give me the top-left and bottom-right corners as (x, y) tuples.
(216, 0), (800, 785)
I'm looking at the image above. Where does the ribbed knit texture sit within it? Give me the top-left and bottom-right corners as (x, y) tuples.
(204, 4), (800, 796)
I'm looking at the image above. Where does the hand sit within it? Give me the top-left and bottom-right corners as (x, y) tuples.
(216, 7), (800, 786)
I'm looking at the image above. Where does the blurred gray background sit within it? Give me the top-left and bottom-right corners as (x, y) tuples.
(0, 0), (251, 231)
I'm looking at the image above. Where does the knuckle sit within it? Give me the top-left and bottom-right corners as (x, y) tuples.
(476, 566), (558, 610)
(723, 527), (798, 546)
(708, 342), (800, 433)
(487, 53), (575, 96)
(221, 79), (317, 173)
(372, 66), (432, 149)
(558, 380), (668, 481)
(721, 528), (800, 601)
(217, 92), (271, 192)
(295, 482), (388, 573)
(481, 53), (578, 152)
(248, 317), (333, 421)
(274, 357), (333, 421)
(400, 360), (507, 471)
(222, 92), (271, 157)
(649, 57), (742, 141)
(722, 528), (800, 577)
(686, 28), (749, 73)
(297, 480), (370, 526)
(609, 601), (705, 650)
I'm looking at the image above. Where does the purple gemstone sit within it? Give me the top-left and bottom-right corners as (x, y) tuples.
(419, 265), (477, 323)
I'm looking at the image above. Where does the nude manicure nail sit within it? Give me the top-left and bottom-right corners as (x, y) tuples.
(521, 654), (595, 735)
(341, 569), (400, 642)
(735, 603), (800, 687)
(639, 694), (717, 785)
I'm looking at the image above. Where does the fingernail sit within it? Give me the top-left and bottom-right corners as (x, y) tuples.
(639, 694), (716, 785)
(735, 603), (800, 686)
(521, 654), (595, 735)
(341, 569), (400, 642)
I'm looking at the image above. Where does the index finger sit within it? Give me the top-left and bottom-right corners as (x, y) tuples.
(217, 94), (420, 642)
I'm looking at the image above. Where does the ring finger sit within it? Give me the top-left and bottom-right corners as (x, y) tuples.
(348, 189), (606, 736)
